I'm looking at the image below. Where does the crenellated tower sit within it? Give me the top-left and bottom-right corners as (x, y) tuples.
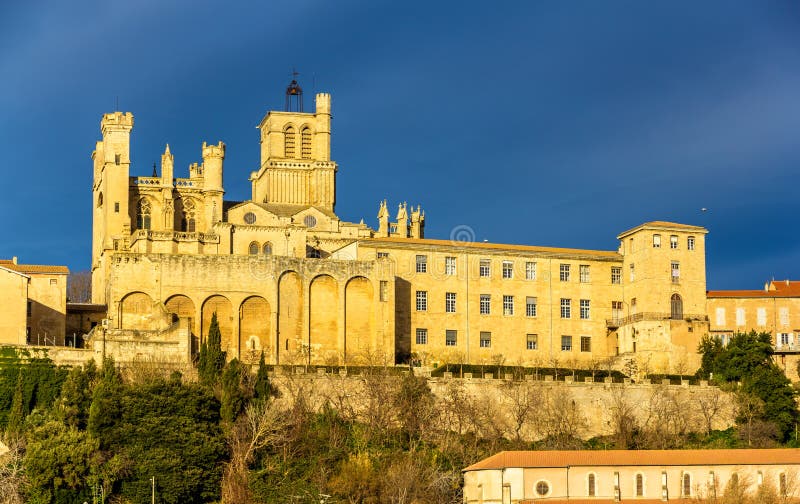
(91, 111), (134, 303)
(201, 141), (225, 225)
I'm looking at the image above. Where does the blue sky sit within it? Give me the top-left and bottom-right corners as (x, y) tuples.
(1, 1), (798, 289)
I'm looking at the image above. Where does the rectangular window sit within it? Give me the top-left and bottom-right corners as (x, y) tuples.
(445, 330), (457, 347)
(525, 261), (537, 280)
(560, 298), (571, 319)
(502, 261), (513, 279)
(671, 261), (680, 283)
(653, 234), (661, 248)
(377, 251), (389, 259)
(580, 335), (592, 352)
(561, 335), (572, 351)
(757, 307), (767, 326)
(611, 266), (621, 284)
(115, 153), (121, 165)
(27, 301), (32, 317)
(114, 202), (120, 213)
(445, 256), (457, 275)
(526, 334), (538, 350)
(445, 292), (456, 313)
(736, 307), (745, 326)
(415, 291), (427, 311)
(580, 299), (590, 320)
(415, 255), (427, 273)
(630, 263), (635, 282)
(480, 294), (491, 315)
(778, 333), (790, 347)
(631, 297), (637, 314)
(687, 236), (695, 250)
(503, 295), (514, 316)
(379, 281), (388, 302)
(612, 301), (623, 320)
(526, 296), (537, 317)
(715, 307), (726, 327)
(560, 264), (570, 282)
(49, 278), (57, 285)
(479, 259), (491, 277)
(670, 235), (678, 249)
(416, 328), (428, 345)
(480, 331), (491, 348)
(579, 264), (590, 283)
(780, 307), (790, 327)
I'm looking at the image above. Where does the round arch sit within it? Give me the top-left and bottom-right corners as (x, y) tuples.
(201, 295), (234, 352)
(309, 274), (339, 364)
(344, 276), (374, 363)
(670, 293), (683, 320)
(166, 294), (198, 355)
(120, 291), (154, 330)
(277, 271), (303, 364)
(239, 295), (270, 363)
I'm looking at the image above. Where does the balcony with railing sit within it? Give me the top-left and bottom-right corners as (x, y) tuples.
(606, 312), (708, 328)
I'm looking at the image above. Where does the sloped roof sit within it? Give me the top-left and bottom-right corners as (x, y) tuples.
(226, 201), (338, 220)
(464, 449), (800, 472)
(708, 280), (800, 299)
(361, 237), (621, 260)
(0, 259), (69, 275)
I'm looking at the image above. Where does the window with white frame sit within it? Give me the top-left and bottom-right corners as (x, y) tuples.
(479, 259), (491, 277)
(561, 335), (572, 351)
(612, 301), (623, 320)
(653, 234), (661, 248)
(503, 295), (514, 315)
(671, 261), (680, 283)
(757, 307), (767, 326)
(670, 235), (678, 249)
(736, 308), (745, 326)
(560, 298), (571, 319)
(525, 261), (537, 280)
(688, 236), (695, 250)
(480, 294), (491, 315)
(580, 299), (590, 320)
(580, 335), (591, 352)
(780, 307), (789, 327)
(445, 330), (457, 346)
(580, 264), (590, 283)
(445, 256), (457, 276)
(611, 266), (621, 284)
(526, 296), (537, 317)
(588, 473), (596, 497)
(502, 261), (513, 279)
(560, 263), (570, 281)
(636, 473), (644, 496)
(416, 291), (427, 311)
(445, 292), (456, 313)
(715, 307), (725, 327)
(631, 297), (637, 314)
(526, 334), (538, 350)
(778, 333), (791, 347)
(415, 255), (427, 273)
(682, 473), (692, 497)
(415, 328), (427, 345)
(480, 331), (491, 348)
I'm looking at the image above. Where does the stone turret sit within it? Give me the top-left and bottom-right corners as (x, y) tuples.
(410, 205), (425, 239)
(393, 203), (409, 238)
(201, 141), (225, 226)
(377, 200), (390, 237)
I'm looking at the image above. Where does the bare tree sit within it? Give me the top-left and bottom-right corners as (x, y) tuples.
(67, 270), (92, 303)
(694, 386), (731, 435)
(535, 387), (587, 448)
(0, 438), (25, 504)
(499, 380), (543, 446)
(607, 386), (640, 449)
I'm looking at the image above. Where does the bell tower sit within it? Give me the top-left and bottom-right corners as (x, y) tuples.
(250, 78), (337, 213)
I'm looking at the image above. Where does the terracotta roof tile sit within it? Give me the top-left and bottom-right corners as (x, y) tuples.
(0, 259), (69, 275)
(361, 237), (621, 260)
(708, 280), (800, 299)
(464, 449), (800, 472)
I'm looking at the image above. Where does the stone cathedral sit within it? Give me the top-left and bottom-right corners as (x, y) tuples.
(90, 82), (713, 373)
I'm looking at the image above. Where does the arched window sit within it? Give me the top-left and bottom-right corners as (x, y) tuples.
(635, 473), (644, 496)
(248, 242), (259, 255)
(671, 293), (683, 320)
(284, 125), (296, 158)
(683, 473), (692, 496)
(300, 126), (312, 159)
(780, 472), (787, 496)
(588, 473), (596, 497)
(136, 199), (151, 230)
(182, 199), (196, 232)
(263, 242), (272, 255)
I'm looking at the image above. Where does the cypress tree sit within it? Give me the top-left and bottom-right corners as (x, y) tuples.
(6, 372), (25, 436)
(253, 350), (274, 401)
(199, 312), (225, 385)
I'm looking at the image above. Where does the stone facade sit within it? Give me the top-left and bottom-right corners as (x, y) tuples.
(463, 449), (800, 503)
(0, 258), (68, 346)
